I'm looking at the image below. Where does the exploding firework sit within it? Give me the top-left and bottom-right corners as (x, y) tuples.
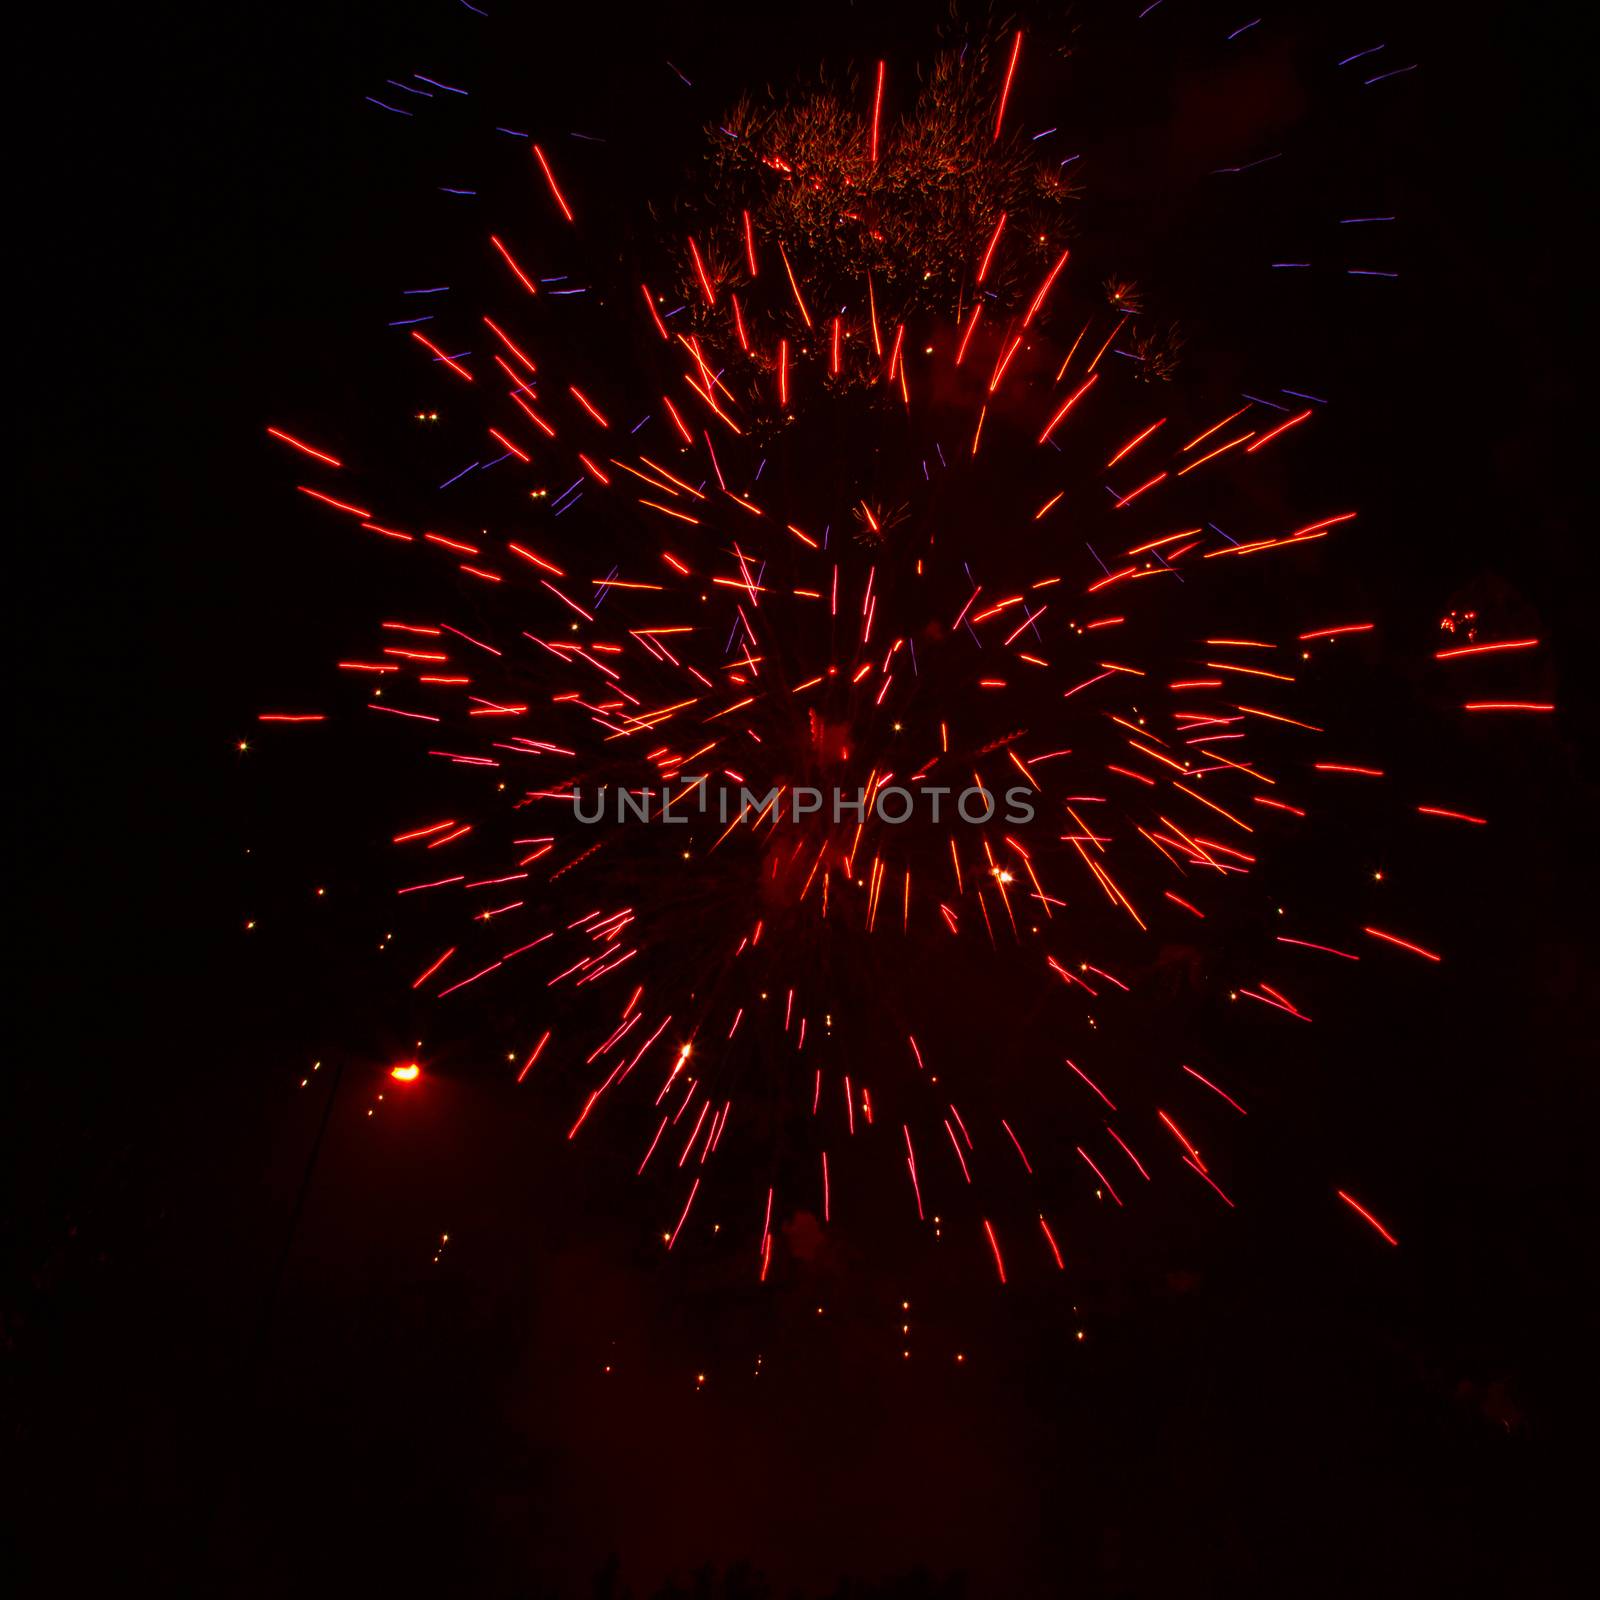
(254, 7), (1551, 1289)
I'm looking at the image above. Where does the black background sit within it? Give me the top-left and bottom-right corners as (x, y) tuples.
(9, 1), (1592, 1594)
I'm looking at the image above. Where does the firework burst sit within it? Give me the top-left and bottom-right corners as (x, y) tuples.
(256, 10), (1550, 1289)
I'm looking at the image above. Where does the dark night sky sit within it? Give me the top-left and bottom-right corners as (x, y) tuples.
(8, 2), (1593, 1595)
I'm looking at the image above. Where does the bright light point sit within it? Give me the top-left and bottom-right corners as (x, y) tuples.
(390, 1063), (421, 1082)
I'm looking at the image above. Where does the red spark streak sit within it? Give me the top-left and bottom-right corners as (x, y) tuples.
(266, 427), (341, 466)
(955, 302), (984, 365)
(982, 1219), (1007, 1283)
(976, 214), (1007, 284)
(1076, 1147), (1123, 1207)
(411, 947), (456, 988)
(1022, 249), (1070, 328)
(1038, 1216), (1065, 1269)
(993, 32), (1023, 143)
(410, 330), (472, 381)
(532, 143), (574, 222)
(1181, 1065), (1247, 1115)
(1435, 638), (1538, 659)
(297, 486), (370, 517)
(870, 61), (886, 164)
(1299, 623), (1374, 640)
(1106, 419), (1165, 468)
(1246, 408), (1312, 452)
(1336, 1190), (1398, 1246)
(667, 1178), (700, 1248)
(688, 237), (716, 307)
(1063, 1059), (1116, 1109)
(1001, 1120), (1033, 1173)
(1363, 927), (1442, 962)
(1037, 376), (1097, 443)
(516, 1031), (551, 1083)
(489, 234), (538, 292)
(742, 210), (758, 277)
(639, 284), (669, 339)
